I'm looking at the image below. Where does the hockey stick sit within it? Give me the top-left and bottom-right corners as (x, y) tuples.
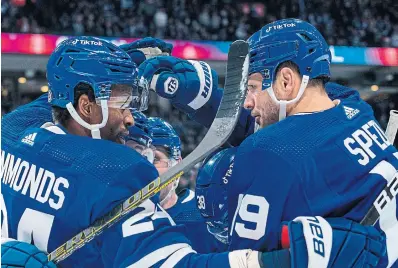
(48, 40), (250, 263)
(360, 110), (398, 226)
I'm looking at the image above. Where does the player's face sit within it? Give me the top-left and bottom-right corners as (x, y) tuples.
(244, 73), (279, 128)
(154, 147), (181, 208)
(125, 140), (155, 163)
(91, 85), (134, 144)
(154, 148), (175, 175)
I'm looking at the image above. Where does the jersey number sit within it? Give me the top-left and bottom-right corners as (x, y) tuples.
(197, 195), (206, 210)
(1, 193), (54, 252)
(122, 199), (175, 237)
(232, 194), (269, 240)
(122, 200), (155, 237)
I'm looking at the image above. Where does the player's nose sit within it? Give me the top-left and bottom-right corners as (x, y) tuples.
(243, 92), (255, 110)
(123, 110), (134, 127)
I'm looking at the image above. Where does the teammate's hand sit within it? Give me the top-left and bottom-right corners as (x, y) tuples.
(120, 37), (173, 66)
(282, 216), (386, 268)
(1, 239), (57, 267)
(138, 56), (219, 115)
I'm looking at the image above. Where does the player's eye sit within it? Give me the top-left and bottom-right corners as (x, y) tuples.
(247, 84), (256, 92)
(97, 96), (133, 110)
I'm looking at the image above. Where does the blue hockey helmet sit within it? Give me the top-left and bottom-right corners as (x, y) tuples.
(247, 19), (331, 120)
(144, 117), (181, 205)
(127, 111), (152, 148)
(126, 112), (155, 163)
(145, 117), (181, 161)
(47, 36), (149, 138)
(195, 147), (237, 244)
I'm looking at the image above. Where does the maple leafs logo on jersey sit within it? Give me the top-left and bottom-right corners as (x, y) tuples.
(343, 106), (360, 119)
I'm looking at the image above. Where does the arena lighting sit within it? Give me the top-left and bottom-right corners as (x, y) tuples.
(18, 77), (27, 84)
(2, 88), (8, 97)
(386, 74), (394, 81)
(370, 85), (379, 91)
(41, 85), (49, 92)
(25, 69), (35, 78)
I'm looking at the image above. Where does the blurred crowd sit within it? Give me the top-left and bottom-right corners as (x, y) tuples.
(2, 0), (398, 47)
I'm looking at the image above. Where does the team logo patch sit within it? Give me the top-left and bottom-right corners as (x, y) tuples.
(164, 77), (178, 95)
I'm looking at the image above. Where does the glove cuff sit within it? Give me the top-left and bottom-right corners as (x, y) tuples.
(289, 216), (333, 268)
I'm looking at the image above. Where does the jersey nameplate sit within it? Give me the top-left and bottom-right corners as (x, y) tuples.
(343, 120), (391, 166)
(1, 150), (69, 210)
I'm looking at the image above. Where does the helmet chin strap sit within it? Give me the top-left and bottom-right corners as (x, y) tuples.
(159, 160), (180, 207)
(266, 75), (309, 121)
(66, 99), (109, 139)
(254, 123), (261, 133)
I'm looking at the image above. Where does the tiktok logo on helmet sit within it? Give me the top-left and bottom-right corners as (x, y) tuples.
(71, 39), (103, 46)
(265, 22), (297, 33)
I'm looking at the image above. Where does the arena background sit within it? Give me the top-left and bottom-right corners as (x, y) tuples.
(1, 0), (398, 189)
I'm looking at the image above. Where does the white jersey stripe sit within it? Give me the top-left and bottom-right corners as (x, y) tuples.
(160, 246), (196, 268)
(127, 243), (191, 268)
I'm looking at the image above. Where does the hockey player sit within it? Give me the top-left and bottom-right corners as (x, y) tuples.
(139, 20), (398, 267)
(125, 113), (221, 253)
(143, 117), (183, 209)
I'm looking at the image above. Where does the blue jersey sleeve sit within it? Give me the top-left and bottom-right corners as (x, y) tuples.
(100, 200), (231, 267)
(227, 140), (312, 252)
(89, 157), (160, 220)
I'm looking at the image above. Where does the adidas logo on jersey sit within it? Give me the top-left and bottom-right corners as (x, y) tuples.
(21, 133), (37, 146)
(343, 106), (360, 119)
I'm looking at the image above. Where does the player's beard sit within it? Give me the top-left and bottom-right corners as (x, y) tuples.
(264, 101), (279, 128)
(113, 128), (129, 145)
(255, 92), (279, 129)
(100, 126), (128, 144)
(98, 108), (129, 144)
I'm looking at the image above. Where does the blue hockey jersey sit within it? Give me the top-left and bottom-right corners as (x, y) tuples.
(1, 95), (231, 267)
(167, 189), (226, 253)
(227, 84), (398, 267)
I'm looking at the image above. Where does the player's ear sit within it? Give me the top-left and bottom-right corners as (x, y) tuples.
(277, 67), (295, 99)
(77, 94), (93, 118)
